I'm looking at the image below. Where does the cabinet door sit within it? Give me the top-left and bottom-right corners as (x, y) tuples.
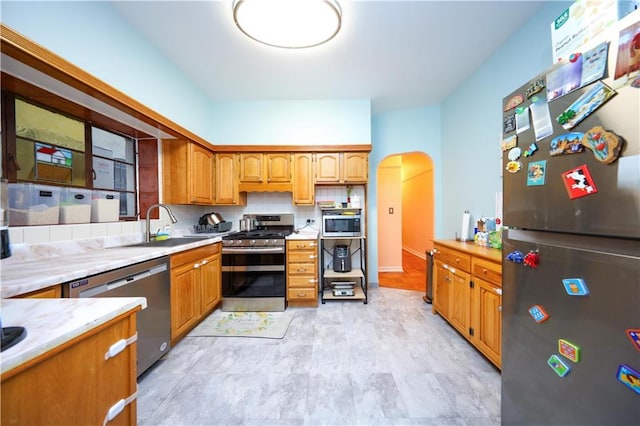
(267, 153), (291, 182)
(200, 252), (221, 316)
(170, 263), (200, 340)
(474, 277), (502, 367)
(433, 260), (451, 320)
(315, 153), (341, 182)
(162, 139), (189, 204)
(449, 267), (471, 337)
(239, 153), (263, 183)
(215, 153), (244, 205)
(292, 153), (314, 205)
(1, 312), (137, 425)
(343, 152), (368, 182)
(190, 144), (215, 203)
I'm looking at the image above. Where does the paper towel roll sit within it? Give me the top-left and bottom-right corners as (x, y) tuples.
(460, 210), (470, 242)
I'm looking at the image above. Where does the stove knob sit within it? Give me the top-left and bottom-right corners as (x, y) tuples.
(250, 239), (256, 246)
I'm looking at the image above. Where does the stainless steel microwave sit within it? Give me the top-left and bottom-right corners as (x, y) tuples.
(322, 214), (362, 237)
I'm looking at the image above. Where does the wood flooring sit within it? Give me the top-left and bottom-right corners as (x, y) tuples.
(378, 249), (427, 293)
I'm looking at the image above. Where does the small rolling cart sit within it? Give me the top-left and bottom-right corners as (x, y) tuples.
(319, 236), (367, 304)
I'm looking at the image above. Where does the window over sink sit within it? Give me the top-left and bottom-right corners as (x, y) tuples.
(2, 92), (142, 220)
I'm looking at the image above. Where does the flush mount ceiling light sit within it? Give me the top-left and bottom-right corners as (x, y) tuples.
(232, 0), (342, 49)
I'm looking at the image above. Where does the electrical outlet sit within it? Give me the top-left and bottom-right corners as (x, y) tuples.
(306, 219), (315, 224)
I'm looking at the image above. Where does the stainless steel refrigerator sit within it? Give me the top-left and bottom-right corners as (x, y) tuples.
(500, 28), (640, 425)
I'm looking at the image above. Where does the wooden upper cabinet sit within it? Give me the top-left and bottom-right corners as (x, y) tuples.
(162, 140), (214, 205)
(267, 153), (292, 182)
(343, 152), (368, 183)
(190, 144), (215, 204)
(215, 153), (246, 205)
(239, 153), (263, 183)
(292, 153), (314, 205)
(315, 152), (368, 183)
(239, 153), (291, 183)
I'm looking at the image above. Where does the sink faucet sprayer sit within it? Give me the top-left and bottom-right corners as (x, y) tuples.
(146, 204), (178, 242)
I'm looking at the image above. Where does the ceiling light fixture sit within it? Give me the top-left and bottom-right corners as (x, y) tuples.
(232, 0), (342, 49)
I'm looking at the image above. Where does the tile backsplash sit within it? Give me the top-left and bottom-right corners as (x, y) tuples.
(4, 185), (365, 261)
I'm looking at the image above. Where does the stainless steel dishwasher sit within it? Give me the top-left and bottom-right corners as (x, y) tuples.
(63, 256), (170, 377)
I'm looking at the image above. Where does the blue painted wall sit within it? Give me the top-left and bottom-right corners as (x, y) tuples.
(1, 0), (213, 141)
(209, 100), (371, 145)
(439, 1), (572, 238)
(370, 106), (441, 280)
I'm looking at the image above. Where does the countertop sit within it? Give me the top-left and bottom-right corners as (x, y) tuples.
(287, 228), (320, 240)
(1, 229), (320, 298)
(0, 237), (223, 299)
(0, 297), (146, 375)
(433, 239), (503, 263)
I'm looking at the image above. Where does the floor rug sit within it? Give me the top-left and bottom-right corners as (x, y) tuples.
(188, 310), (296, 339)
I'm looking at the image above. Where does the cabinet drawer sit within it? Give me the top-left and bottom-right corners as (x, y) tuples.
(287, 240), (317, 250)
(288, 249), (318, 263)
(289, 275), (317, 288)
(287, 287), (317, 301)
(171, 243), (220, 268)
(435, 246), (471, 272)
(288, 262), (316, 275)
(472, 258), (502, 286)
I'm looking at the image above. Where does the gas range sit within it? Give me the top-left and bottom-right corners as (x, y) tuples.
(222, 230), (293, 248)
(221, 213), (294, 312)
(222, 214), (294, 248)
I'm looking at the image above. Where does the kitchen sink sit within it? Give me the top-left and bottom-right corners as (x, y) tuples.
(118, 237), (213, 248)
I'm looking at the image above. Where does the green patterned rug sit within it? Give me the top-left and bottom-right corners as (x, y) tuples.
(188, 311), (296, 339)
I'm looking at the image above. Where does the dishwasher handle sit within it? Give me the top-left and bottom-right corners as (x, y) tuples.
(78, 263), (168, 298)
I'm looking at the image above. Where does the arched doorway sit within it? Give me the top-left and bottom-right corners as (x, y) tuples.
(377, 152), (434, 292)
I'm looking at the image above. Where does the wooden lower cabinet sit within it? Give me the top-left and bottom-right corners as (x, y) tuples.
(432, 241), (502, 368)
(1, 309), (139, 425)
(286, 239), (318, 307)
(473, 276), (502, 367)
(13, 284), (61, 298)
(170, 243), (221, 344)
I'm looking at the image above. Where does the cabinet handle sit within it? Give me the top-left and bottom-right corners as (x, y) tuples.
(482, 268), (488, 274)
(201, 260), (208, 265)
(297, 292), (307, 297)
(194, 263), (201, 269)
(497, 306), (503, 312)
(495, 288), (503, 295)
(443, 264), (450, 271)
(309, 255), (317, 259)
(297, 268), (307, 272)
(309, 279), (318, 283)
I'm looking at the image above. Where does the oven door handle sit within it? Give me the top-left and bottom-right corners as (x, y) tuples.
(222, 247), (284, 254)
(222, 265), (285, 272)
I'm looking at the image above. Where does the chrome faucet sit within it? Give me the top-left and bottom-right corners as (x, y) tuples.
(146, 203), (178, 242)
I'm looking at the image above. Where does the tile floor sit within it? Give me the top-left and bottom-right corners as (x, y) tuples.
(137, 286), (501, 425)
